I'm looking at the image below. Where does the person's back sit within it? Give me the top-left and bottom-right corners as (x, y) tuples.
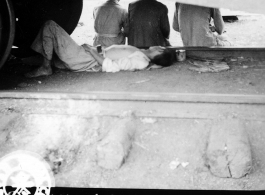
(128, 0), (170, 47)
(93, 0), (128, 47)
(173, 3), (229, 47)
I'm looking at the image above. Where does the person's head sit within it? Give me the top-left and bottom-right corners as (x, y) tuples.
(148, 46), (176, 67)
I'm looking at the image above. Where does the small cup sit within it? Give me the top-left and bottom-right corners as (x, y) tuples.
(176, 50), (186, 62)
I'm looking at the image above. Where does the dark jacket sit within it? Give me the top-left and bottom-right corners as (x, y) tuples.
(128, 0), (170, 47)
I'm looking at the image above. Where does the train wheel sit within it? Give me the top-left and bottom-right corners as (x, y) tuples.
(12, 0), (83, 49)
(0, 0), (83, 68)
(0, 0), (15, 69)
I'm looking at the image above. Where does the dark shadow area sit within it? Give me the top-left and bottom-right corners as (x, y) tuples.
(223, 16), (239, 22)
(10, 47), (38, 58)
(50, 187), (250, 195)
(0, 58), (29, 90)
(0, 53), (62, 90)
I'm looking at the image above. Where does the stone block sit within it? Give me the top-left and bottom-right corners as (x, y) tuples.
(96, 114), (136, 170)
(206, 119), (252, 178)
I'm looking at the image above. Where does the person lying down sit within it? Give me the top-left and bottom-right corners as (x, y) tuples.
(25, 20), (176, 78)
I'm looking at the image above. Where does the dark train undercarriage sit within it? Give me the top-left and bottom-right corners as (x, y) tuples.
(0, 0), (83, 68)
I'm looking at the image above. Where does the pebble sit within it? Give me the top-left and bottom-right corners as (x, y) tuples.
(169, 160), (181, 170)
(181, 162), (190, 168)
(140, 118), (157, 124)
(134, 79), (150, 84)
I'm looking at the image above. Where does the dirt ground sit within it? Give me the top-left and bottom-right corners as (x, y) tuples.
(1, 96), (265, 190)
(1, 59), (265, 95)
(1, 0), (265, 191)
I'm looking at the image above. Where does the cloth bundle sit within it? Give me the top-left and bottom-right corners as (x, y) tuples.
(188, 59), (230, 73)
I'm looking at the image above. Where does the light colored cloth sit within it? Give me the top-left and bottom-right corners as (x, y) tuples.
(93, 0), (128, 47)
(188, 59), (230, 73)
(173, 4), (231, 47)
(31, 20), (99, 72)
(214, 33), (232, 47)
(102, 51), (150, 73)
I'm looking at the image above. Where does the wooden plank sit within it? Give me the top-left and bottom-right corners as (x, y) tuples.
(1, 98), (265, 121)
(141, 47), (265, 59)
(185, 49), (265, 60)
(0, 92), (265, 121)
(1, 91), (265, 104)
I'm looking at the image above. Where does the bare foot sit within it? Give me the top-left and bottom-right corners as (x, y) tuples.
(25, 66), (52, 78)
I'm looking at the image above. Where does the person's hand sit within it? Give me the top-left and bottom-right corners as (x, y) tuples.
(82, 44), (97, 53)
(148, 46), (166, 57)
(149, 46), (166, 53)
(90, 47), (98, 53)
(82, 44), (91, 52)
(217, 33), (229, 41)
(147, 46), (166, 60)
(146, 63), (163, 70)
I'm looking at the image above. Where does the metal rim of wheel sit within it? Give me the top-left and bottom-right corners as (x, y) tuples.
(0, 0), (15, 69)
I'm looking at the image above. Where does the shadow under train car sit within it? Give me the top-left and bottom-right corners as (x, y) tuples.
(0, 0), (83, 69)
(0, 0), (15, 70)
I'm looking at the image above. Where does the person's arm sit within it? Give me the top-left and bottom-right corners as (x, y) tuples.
(122, 11), (129, 37)
(93, 7), (98, 20)
(160, 7), (170, 39)
(83, 44), (104, 65)
(172, 3), (180, 32)
(212, 8), (225, 35)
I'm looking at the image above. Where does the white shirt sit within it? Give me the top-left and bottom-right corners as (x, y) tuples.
(102, 51), (150, 73)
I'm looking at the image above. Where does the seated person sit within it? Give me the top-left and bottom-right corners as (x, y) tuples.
(173, 3), (231, 47)
(93, 0), (128, 47)
(128, 0), (171, 47)
(25, 20), (176, 78)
